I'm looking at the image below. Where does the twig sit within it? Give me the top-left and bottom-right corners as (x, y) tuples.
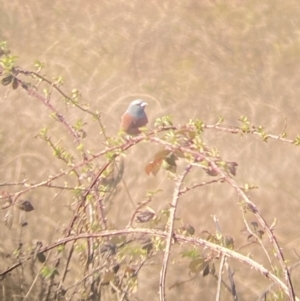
(179, 177), (224, 194)
(0, 137), (140, 205)
(149, 136), (296, 301)
(216, 254), (225, 301)
(204, 124), (293, 144)
(256, 261), (300, 301)
(24, 246), (51, 299)
(241, 207), (272, 265)
(0, 229), (296, 300)
(221, 171), (295, 300)
(213, 216), (238, 301)
(119, 258), (147, 301)
(65, 160), (112, 236)
(19, 79), (81, 145)
(127, 197), (152, 228)
(225, 258), (238, 301)
(159, 164), (192, 301)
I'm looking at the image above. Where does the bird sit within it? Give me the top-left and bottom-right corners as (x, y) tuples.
(120, 99), (148, 135)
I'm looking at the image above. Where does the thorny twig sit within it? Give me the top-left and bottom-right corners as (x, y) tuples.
(159, 164), (192, 301)
(0, 229), (297, 300)
(149, 136), (296, 301)
(216, 254), (226, 301)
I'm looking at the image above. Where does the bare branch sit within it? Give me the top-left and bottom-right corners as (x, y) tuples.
(159, 164), (192, 301)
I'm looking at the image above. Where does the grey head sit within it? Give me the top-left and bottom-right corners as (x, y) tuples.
(126, 99), (148, 119)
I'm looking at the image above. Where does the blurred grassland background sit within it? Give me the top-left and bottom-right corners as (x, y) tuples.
(1, 0), (300, 300)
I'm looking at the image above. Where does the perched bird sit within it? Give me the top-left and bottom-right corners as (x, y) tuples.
(120, 99), (148, 135)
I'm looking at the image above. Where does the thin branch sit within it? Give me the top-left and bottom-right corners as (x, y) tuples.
(179, 177), (224, 195)
(149, 136), (296, 301)
(216, 254), (225, 301)
(213, 216), (238, 301)
(0, 137), (143, 206)
(241, 207), (272, 265)
(221, 172), (295, 300)
(159, 164), (192, 301)
(127, 197), (152, 228)
(18, 79), (81, 145)
(65, 160), (112, 237)
(256, 261), (300, 301)
(0, 229), (297, 300)
(119, 258), (147, 301)
(225, 258), (238, 301)
(204, 124), (293, 144)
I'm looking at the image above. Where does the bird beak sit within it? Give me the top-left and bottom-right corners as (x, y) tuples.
(141, 102), (148, 107)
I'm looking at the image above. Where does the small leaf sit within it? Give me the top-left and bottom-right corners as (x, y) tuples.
(154, 150), (171, 161)
(181, 249), (200, 259)
(20, 221), (28, 227)
(33, 242), (46, 263)
(2, 201), (12, 209)
(247, 234), (255, 242)
(141, 238), (153, 253)
(227, 161), (238, 176)
(223, 236), (234, 249)
(205, 164), (218, 176)
(4, 209), (13, 229)
(113, 264), (120, 274)
(202, 264), (210, 276)
(162, 153), (177, 173)
(251, 221), (258, 230)
(189, 258), (205, 273)
(102, 271), (115, 284)
(135, 209), (155, 223)
(145, 160), (161, 175)
(145, 150), (171, 176)
(17, 200), (34, 212)
(100, 243), (117, 259)
(41, 266), (59, 279)
(77, 129), (86, 139)
(21, 83), (28, 90)
(257, 230), (265, 239)
(216, 115), (224, 125)
(181, 224), (195, 235)
(37, 252), (46, 263)
(1, 75), (13, 86)
(12, 78), (18, 90)
(293, 135), (300, 146)
(57, 245), (65, 253)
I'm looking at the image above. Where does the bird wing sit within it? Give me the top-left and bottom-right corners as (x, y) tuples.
(121, 113), (148, 134)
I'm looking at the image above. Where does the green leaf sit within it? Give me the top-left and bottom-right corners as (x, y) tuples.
(57, 245), (65, 252)
(216, 115), (224, 125)
(189, 257), (206, 273)
(293, 135), (300, 146)
(34, 60), (45, 70)
(181, 248), (199, 259)
(40, 266), (59, 279)
(162, 153), (177, 173)
(76, 143), (84, 151)
(154, 115), (173, 127)
(1, 75), (13, 86)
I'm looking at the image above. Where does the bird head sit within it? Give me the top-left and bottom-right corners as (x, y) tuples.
(126, 99), (148, 118)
